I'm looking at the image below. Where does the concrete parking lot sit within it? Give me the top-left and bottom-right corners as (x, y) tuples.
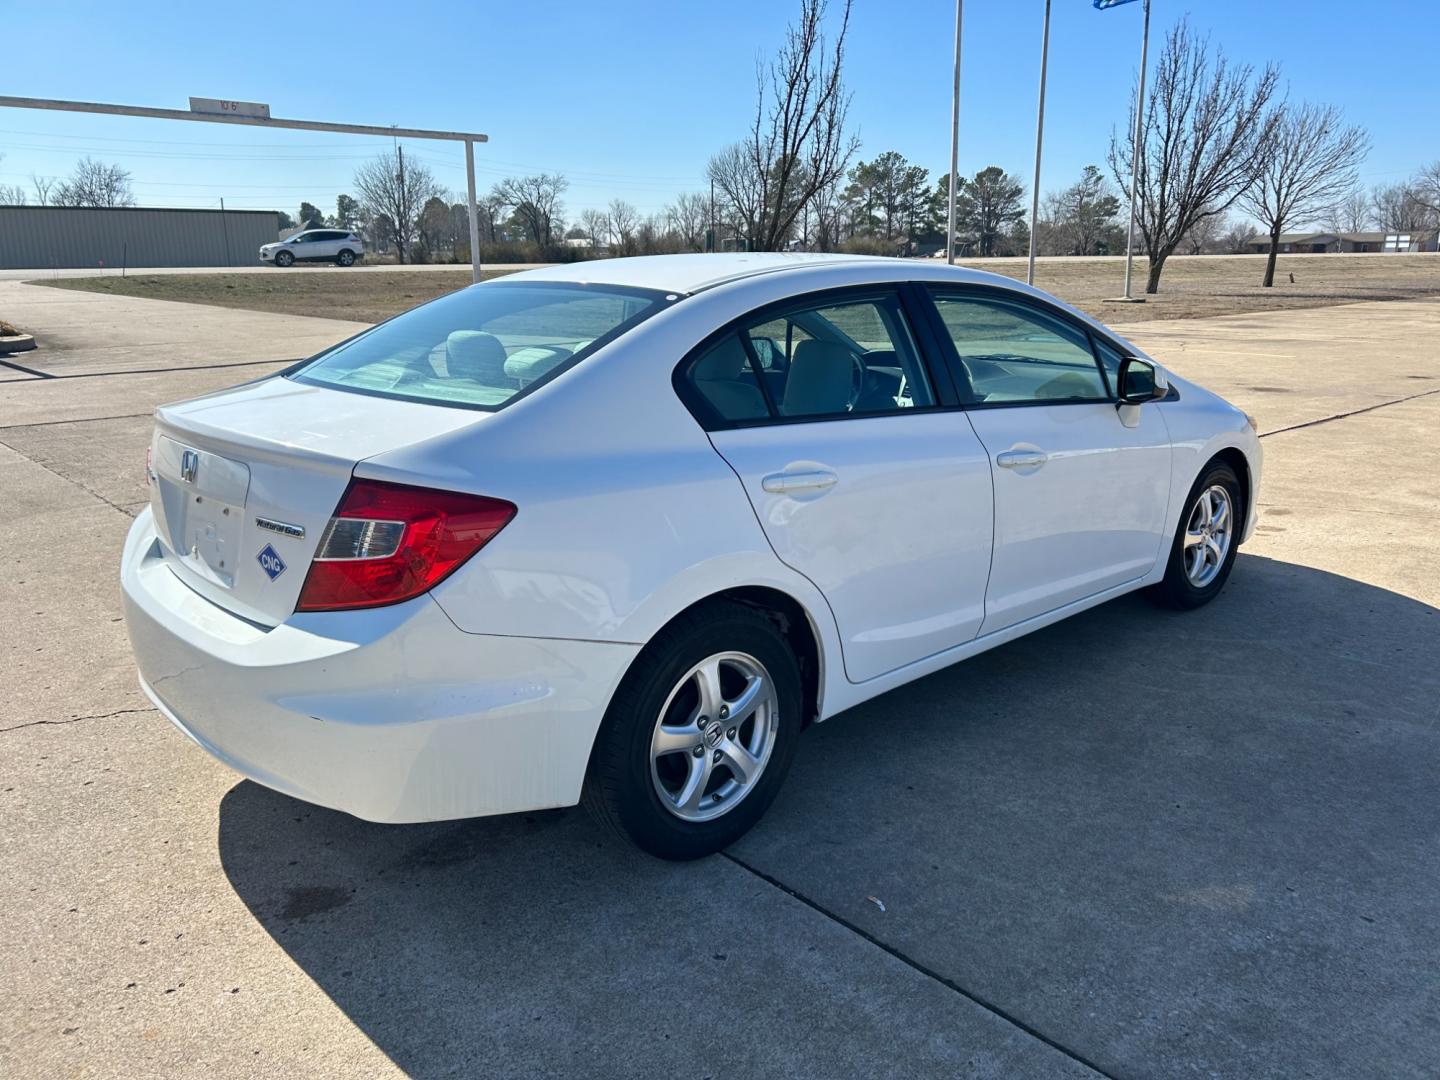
(2, 276), (1437, 1078)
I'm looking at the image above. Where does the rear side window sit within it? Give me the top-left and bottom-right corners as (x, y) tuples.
(680, 291), (935, 426)
(928, 292), (1108, 404)
(292, 282), (667, 410)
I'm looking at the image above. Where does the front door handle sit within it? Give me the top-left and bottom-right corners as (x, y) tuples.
(761, 469), (838, 494)
(996, 450), (1048, 470)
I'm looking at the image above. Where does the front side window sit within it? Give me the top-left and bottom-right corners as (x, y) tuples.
(929, 292), (1108, 404)
(681, 292), (935, 426)
(293, 282), (666, 409)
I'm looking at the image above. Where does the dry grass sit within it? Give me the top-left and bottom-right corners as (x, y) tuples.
(35, 268), (517, 324)
(32, 253), (1440, 325)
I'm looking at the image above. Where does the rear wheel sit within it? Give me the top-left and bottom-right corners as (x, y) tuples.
(274, 250), (294, 268)
(583, 602), (801, 860)
(336, 249), (356, 267)
(1148, 461), (1242, 609)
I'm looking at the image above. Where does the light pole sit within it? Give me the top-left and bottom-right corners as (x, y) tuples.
(1119, 0), (1151, 300)
(1026, 0), (1052, 286)
(946, 0), (963, 265)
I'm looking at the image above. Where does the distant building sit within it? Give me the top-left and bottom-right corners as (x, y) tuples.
(0, 205), (281, 269)
(1246, 230), (1437, 254)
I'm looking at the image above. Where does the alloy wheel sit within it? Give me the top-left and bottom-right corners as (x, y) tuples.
(1183, 484), (1233, 588)
(649, 651), (778, 823)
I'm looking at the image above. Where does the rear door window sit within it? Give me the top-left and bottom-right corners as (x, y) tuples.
(293, 282), (668, 409)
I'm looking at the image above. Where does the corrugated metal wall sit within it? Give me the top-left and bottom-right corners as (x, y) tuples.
(0, 207), (281, 269)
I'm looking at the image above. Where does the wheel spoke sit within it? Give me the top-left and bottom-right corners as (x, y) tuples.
(1211, 497), (1229, 531)
(725, 675), (765, 724)
(1206, 536), (1224, 564)
(674, 753), (713, 814)
(720, 738), (762, 785)
(1183, 528), (1206, 549)
(694, 659), (725, 721)
(652, 723), (701, 756)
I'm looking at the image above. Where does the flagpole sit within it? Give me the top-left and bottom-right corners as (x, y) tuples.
(1026, 0), (1052, 286)
(946, 0), (963, 265)
(1120, 0), (1151, 300)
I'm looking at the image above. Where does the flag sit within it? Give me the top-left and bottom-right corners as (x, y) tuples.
(1093, 0), (1140, 8)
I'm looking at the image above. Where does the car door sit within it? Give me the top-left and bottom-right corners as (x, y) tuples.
(679, 287), (994, 684)
(922, 286), (1172, 636)
(309, 231), (340, 259)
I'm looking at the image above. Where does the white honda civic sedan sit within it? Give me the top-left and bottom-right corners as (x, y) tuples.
(121, 254), (1260, 859)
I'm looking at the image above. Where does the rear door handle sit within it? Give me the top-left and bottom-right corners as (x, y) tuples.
(761, 469), (838, 494)
(996, 450), (1048, 470)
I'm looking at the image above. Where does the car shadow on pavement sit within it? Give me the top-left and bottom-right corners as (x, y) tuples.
(217, 554), (1440, 1078)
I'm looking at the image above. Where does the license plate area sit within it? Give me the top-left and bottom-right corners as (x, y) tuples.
(152, 436), (251, 589)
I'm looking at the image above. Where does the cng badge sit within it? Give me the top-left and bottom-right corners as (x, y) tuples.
(257, 543), (287, 581)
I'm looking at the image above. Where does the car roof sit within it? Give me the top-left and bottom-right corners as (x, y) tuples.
(509, 252), (1006, 295)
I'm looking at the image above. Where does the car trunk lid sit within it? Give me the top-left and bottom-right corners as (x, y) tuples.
(149, 376), (484, 626)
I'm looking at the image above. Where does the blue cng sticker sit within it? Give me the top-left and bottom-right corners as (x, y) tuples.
(257, 543), (287, 581)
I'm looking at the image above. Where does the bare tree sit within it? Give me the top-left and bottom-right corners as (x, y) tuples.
(1329, 187), (1371, 233)
(1221, 220), (1258, 253)
(1109, 20), (1279, 293)
(578, 208), (610, 249)
(1370, 181), (1431, 234)
(665, 192), (710, 252)
(31, 173), (56, 206)
(496, 173), (567, 251)
(353, 147), (442, 263)
(1180, 213), (1225, 255)
(1240, 103), (1369, 286)
(707, 0), (858, 252)
(0, 156), (24, 204)
(53, 157), (136, 207)
(607, 198), (639, 256)
(708, 142), (765, 249)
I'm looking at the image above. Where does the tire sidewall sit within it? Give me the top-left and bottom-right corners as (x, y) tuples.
(602, 609), (802, 859)
(275, 251), (294, 267)
(1163, 462), (1243, 605)
(337, 250), (355, 266)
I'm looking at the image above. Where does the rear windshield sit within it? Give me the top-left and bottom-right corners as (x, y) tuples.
(291, 281), (670, 410)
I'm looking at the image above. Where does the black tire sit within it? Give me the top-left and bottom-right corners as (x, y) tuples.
(274, 250), (294, 268)
(336, 249), (355, 267)
(583, 601), (802, 860)
(1148, 460), (1243, 610)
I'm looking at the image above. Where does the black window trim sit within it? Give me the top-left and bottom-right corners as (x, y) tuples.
(672, 282), (961, 432)
(917, 282), (1125, 410)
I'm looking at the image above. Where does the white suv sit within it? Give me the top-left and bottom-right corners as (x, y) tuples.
(260, 229), (365, 268)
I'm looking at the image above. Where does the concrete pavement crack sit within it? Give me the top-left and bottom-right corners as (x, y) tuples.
(1258, 386), (1440, 439)
(720, 850), (1118, 1079)
(0, 706), (153, 734)
(0, 435), (137, 518)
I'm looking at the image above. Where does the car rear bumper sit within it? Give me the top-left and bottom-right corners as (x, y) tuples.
(121, 508), (638, 823)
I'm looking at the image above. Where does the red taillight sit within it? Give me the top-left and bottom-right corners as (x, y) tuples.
(295, 479), (515, 612)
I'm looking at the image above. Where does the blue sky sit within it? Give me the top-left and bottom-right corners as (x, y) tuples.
(3, 0), (1435, 224)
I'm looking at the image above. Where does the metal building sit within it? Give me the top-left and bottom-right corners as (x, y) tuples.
(0, 206), (280, 269)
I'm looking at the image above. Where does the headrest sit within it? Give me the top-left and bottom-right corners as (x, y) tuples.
(693, 336), (752, 381)
(783, 339), (854, 415)
(445, 331), (508, 383)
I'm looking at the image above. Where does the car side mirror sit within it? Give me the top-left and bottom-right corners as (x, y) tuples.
(1117, 356), (1167, 405)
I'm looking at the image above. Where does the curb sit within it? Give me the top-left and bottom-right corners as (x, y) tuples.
(0, 334), (37, 354)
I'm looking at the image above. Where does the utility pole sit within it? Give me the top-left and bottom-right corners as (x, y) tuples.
(1026, 0), (1052, 286)
(397, 144), (407, 265)
(1119, 0), (1151, 300)
(946, 0), (964, 265)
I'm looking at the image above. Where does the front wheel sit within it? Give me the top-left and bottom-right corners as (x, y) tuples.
(274, 250), (294, 268)
(583, 602), (802, 860)
(1148, 461), (1243, 609)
